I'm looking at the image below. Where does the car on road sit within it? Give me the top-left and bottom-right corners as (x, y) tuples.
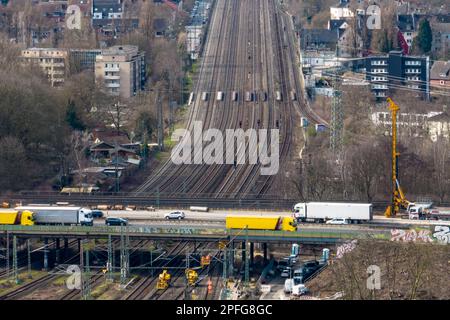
(91, 210), (104, 218)
(326, 218), (349, 225)
(105, 217), (128, 226)
(281, 267), (292, 278)
(164, 211), (185, 220)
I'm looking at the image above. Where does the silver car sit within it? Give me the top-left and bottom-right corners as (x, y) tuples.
(164, 211), (186, 220)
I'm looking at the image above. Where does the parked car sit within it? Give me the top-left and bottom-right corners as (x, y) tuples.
(281, 267), (292, 278)
(326, 218), (349, 225)
(105, 217), (128, 226)
(91, 210), (104, 218)
(292, 284), (309, 296)
(164, 211), (185, 220)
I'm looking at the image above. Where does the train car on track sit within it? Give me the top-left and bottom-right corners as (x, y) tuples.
(201, 92), (209, 101)
(225, 215), (297, 232)
(291, 91), (297, 101)
(245, 91), (253, 102)
(232, 91), (238, 101)
(0, 210), (34, 226)
(216, 91), (224, 101)
(276, 91), (282, 101)
(261, 92), (268, 102)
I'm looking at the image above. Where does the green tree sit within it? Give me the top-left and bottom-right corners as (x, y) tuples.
(415, 19), (432, 54)
(65, 100), (86, 131)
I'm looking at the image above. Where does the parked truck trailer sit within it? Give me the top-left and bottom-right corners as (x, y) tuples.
(0, 210), (34, 226)
(226, 215), (297, 232)
(293, 202), (372, 223)
(15, 206), (93, 226)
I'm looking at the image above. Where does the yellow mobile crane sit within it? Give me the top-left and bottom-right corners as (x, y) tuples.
(384, 98), (411, 217)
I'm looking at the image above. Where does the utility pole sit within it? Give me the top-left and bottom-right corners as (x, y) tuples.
(115, 142), (120, 193)
(13, 236), (19, 284)
(156, 90), (164, 151)
(330, 45), (343, 154)
(27, 239), (32, 279)
(244, 227), (249, 285)
(83, 243), (91, 300)
(107, 234), (113, 282)
(6, 232), (9, 278)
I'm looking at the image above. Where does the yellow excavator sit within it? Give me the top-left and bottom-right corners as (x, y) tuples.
(384, 98), (412, 218)
(156, 270), (171, 290)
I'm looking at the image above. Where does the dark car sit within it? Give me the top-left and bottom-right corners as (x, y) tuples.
(105, 217), (128, 226)
(91, 210), (104, 218)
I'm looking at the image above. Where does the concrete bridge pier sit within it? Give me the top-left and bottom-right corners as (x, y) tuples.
(64, 239), (69, 259)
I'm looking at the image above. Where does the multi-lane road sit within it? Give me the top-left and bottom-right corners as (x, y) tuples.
(100, 209), (450, 230)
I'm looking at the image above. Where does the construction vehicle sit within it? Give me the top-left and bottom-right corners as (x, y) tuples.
(0, 210), (34, 226)
(225, 215), (297, 232)
(156, 270), (171, 290)
(201, 255), (211, 267)
(384, 98), (412, 218)
(186, 269), (199, 286)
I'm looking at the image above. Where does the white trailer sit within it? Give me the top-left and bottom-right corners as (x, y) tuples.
(293, 202), (372, 223)
(15, 206), (93, 226)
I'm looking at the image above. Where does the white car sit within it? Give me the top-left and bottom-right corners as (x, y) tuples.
(164, 211), (185, 220)
(326, 218), (349, 225)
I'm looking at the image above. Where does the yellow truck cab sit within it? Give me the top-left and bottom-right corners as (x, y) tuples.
(281, 217), (297, 232)
(0, 210), (35, 226)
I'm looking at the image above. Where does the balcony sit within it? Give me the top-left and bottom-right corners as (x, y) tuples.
(104, 74), (121, 80)
(105, 66), (120, 72)
(106, 82), (121, 88)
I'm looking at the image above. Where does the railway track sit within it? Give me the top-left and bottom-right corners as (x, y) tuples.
(121, 241), (189, 300)
(0, 241), (80, 300)
(59, 239), (152, 300)
(131, 0), (299, 199)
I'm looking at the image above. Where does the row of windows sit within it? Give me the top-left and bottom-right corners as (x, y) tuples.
(405, 60), (421, 66)
(371, 60), (387, 66)
(371, 68), (388, 73)
(406, 68), (421, 73)
(372, 76), (387, 81)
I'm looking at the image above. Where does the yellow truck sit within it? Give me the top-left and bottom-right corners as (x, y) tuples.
(0, 210), (34, 226)
(225, 215), (297, 232)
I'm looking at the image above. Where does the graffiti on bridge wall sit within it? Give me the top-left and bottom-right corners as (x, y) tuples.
(390, 226), (450, 244)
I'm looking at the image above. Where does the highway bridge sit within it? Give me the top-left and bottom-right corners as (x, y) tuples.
(0, 224), (443, 244)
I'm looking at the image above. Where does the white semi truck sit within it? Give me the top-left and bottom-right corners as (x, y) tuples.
(15, 206), (93, 226)
(293, 202), (372, 224)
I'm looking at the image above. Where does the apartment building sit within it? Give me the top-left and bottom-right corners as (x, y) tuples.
(21, 48), (68, 87)
(95, 45), (146, 99)
(365, 51), (430, 100)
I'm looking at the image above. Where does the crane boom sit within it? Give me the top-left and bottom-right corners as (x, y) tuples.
(385, 98), (411, 217)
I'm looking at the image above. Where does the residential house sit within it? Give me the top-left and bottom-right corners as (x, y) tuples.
(427, 112), (450, 142)
(95, 45), (146, 98)
(430, 60), (450, 90)
(21, 48), (68, 87)
(300, 29), (338, 51)
(431, 15), (450, 58)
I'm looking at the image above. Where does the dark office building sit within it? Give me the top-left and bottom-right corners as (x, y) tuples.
(365, 50), (430, 100)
